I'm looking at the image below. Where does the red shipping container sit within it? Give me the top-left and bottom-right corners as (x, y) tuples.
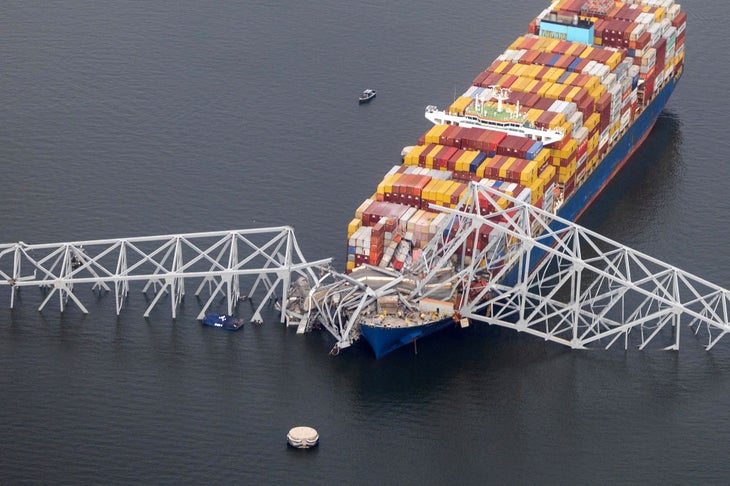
(564, 174), (576, 198)
(447, 149), (464, 171)
(522, 93), (542, 109)
(441, 125), (460, 147)
(520, 49), (541, 65)
(535, 51), (556, 66)
(473, 71), (490, 87)
(654, 36), (667, 72)
(501, 75), (518, 89)
(554, 40), (572, 55)
(635, 31), (651, 50)
(504, 158), (529, 183)
(554, 55), (575, 70)
(672, 12), (687, 31)
(534, 97), (556, 111)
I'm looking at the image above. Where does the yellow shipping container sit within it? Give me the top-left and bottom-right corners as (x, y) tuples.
(558, 164), (576, 184)
(424, 124), (448, 145)
(448, 96), (473, 115)
(495, 61), (511, 74)
(436, 181), (454, 204)
(511, 77), (532, 93)
(507, 63), (523, 77)
(594, 36), (603, 46)
(583, 75), (600, 93)
(544, 39), (560, 53)
(584, 113), (600, 131)
(507, 37), (523, 51)
(537, 82), (553, 97)
(444, 182), (461, 205)
(564, 42), (583, 57)
(547, 68), (565, 84)
(579, 46), (594, 59)
(541, 164), (556, 182)
(554, 138), (578, 159)
(655, 7), (666, 21)
(525, 79), (539, 93)
(546, 83), (565, 99)
(609, 119), (620, 137)
(347, 218), (362, 238)
(548, 112), (566, 129)
(529, 179), (544, 204)
(526, 64), (543, 79)
(560, 121), (574, 137)
(355, 198), (374, 220)
(347, 261), (355, 271)
(520, 160), (539, 185)
(588, 132), (599, 152)
(403, 144), (424, 166)
(499, 157), (518, 180)
(379, 173), (400, 194)
(526, 108), (543, 124)
(565, 86), (582, 103)
(606, 52), (623, 71)
(476, 160), (488, 179)
(425, 144), (442, 169)
(498, 74), (514, 87)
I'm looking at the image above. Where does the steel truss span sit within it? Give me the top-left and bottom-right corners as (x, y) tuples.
(295, 183), (730, 354)
(425, 183), (730, 351)
(0, 227), (330, 323)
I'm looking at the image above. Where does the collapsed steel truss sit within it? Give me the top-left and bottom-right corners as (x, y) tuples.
(0, 227), (329, 323)
(424, 183), (730, 350)
(296, 182), (730, 353)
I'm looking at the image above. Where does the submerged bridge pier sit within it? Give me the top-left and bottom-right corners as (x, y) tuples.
(0, 227), (330, 324)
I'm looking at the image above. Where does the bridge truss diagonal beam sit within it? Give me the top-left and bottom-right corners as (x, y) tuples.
(421, 182), (730, 351)
(0, 227), (330, 324)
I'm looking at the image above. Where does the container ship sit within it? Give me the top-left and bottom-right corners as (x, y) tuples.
(345, 0), (686, 358)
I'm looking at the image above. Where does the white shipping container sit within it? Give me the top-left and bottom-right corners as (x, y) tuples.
(568, 112), (583, 132)
(630, 23), (647, 42)
(603, 72), (617, 88)
(668, 4), (680, 21)
(637, 12), (654, 25)
(620, 110), (631, 130)
(574, 126), (589, 144)
(648, 23), (661, 46)
(655, 69), (665, 87)
(581, 60), (597, 75)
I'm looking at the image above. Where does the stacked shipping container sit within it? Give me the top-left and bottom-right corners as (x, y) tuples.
(346, 0), (685, 272)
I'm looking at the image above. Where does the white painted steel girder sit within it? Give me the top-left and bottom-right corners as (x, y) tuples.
(0, 227), (330, 324)
(301, 182), (730, 354)
(415, 182), (730, 351)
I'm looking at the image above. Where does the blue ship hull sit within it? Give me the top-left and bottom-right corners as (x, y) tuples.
(360, 318), (456, 359)
(361, 76), (678, 359)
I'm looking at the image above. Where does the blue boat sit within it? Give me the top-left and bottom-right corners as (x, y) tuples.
(201, 312), (243, 331)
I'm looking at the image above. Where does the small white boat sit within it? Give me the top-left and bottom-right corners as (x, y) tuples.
(358, 89), (376, 103)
